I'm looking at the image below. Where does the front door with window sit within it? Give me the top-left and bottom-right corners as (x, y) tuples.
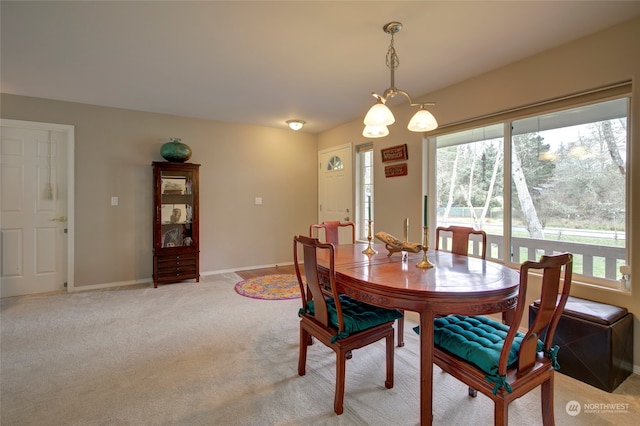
(318, 144), (353, 242)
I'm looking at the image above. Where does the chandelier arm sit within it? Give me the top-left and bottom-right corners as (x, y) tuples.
(395, 89), (415, 105)
(387, 89), (437, 107)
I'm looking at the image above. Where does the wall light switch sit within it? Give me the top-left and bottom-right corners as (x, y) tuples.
(255, 197), (263, 205)
(111, 196), (118, 206)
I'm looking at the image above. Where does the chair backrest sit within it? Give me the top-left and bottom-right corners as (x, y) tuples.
(293, 235), (344, 332)
(497, 252), (573, 375)
(435, 225), (487, 259)
(309, 221), (355, 246)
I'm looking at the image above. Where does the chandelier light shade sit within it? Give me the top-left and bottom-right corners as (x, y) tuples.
(363, 22), (438, 138)
(363, 99), (395, 126)
(362, 125), (390, 138)
(286, 120), (305, 131)
(407, 107), (438, 132)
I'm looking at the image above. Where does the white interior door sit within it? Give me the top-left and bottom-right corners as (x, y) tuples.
(1, 120), (73, 297)
(318, 144), (353, 242)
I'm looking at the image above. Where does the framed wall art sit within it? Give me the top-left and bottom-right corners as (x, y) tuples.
(381, 144), (408, 163)
(384, 163), (408, 178)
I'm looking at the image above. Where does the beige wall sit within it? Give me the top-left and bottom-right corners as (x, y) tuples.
(319, 17), (640, 368)
(0, 96), (318, 287)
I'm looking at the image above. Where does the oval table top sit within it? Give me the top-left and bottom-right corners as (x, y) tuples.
(321, 243), (520, 314)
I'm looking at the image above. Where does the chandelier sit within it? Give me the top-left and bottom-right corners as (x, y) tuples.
(363, 22), (438, 138)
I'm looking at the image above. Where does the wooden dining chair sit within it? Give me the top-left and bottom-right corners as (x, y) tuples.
(436, 225), (487, 259)
(293, 235), (402, 415)
(433, 252), (573, 426)
(310, 221), (406, 347)
(309, 221), (355, 245)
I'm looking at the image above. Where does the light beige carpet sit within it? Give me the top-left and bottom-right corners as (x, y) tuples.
(1, 273), (638, 425)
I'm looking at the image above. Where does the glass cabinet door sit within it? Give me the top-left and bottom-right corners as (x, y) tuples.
(159, 169), (195, 248)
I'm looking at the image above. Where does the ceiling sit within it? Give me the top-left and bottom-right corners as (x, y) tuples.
(3, 1), (640, 134)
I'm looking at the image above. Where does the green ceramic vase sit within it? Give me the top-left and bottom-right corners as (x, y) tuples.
(160, 138), (192, 162)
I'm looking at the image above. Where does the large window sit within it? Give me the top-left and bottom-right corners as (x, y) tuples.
(432, 93), (630, 290)
(356, 143), (374, 240)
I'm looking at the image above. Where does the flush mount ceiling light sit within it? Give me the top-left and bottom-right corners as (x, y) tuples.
(286, 120), (306, 131)
(363, 22), (438, 138)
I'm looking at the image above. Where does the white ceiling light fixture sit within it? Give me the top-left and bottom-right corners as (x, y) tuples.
(286, 120), (306, 131)
(363, 22), (438, 138)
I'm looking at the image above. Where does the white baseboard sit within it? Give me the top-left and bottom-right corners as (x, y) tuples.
(201, 261), (294, 276)
(68, 261), (295, 292)
(68, 278), (152, 292)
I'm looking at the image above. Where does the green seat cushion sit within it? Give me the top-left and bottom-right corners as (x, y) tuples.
(434, 315), (543, 376)
(304, 294), (403, 342)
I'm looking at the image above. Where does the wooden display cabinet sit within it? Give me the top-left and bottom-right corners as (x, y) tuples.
(152, 161), (200, 287)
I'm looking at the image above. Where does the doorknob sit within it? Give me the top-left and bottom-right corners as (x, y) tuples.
(51, 216), (68, 222)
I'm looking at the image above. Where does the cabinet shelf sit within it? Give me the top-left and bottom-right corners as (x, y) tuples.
(161, 194), (193, 202)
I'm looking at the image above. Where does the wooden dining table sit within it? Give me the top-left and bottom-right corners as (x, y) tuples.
(318, 243), (520, 425)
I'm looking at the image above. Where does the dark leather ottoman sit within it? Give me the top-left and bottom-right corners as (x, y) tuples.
(529, 296), (633, 392)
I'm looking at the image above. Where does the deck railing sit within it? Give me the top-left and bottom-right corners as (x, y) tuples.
(437, 234), (625, 281)
(488, 235), (624, 280)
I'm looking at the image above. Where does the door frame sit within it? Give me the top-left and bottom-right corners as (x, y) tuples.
(1, 119), (75, 292)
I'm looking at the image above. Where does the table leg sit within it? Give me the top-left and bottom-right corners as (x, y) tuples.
(419, 309), (435, 425)
(502, 306), (516, 325)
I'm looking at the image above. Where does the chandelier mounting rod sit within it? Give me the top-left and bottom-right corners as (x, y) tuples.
(374, 22), (435, 107)
(383, 22), (401, 99)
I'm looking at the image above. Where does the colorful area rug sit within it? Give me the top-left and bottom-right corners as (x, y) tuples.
(234, 274), (301, 300)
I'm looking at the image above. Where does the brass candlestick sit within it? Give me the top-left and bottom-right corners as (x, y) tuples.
(416, 226), (434, 268)
(362, 220), (378, 255)
(402, 217), (409, 262)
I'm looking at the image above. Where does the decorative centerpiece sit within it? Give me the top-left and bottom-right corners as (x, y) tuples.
(161, 138), (192, 162)
(375, 231), (422, 257)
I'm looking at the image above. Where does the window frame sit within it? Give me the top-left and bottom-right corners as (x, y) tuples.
(426, 83), (632, 292)
(355, 142), (374, 241)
